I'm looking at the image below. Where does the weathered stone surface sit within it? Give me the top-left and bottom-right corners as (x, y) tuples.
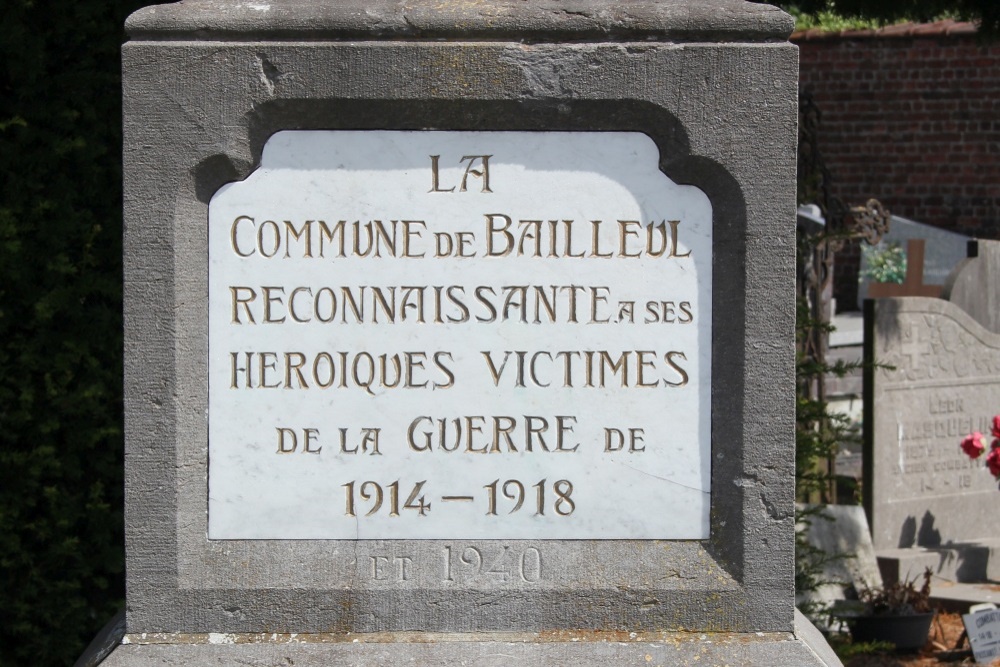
(101, 614), (841, 667)
(930, 581), (1000, 610)
(121, 1), (803, 660)
(797, 505), (882, 612)
(126, 0), (794, 42)
(988, 540), (1000, 582)
(864, 297), (1000, 552)
(877, 544), (990, 584)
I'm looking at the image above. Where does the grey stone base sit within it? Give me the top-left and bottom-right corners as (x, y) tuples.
(100, 612), (841, 667)
(877, 539), (1000, 585)
(929, 580), (1000, 612)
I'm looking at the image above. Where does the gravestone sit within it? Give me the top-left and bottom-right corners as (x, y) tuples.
(109, 1), (836, 664)
(797, 504), (883, 620)
(864, 242), (1000, 583)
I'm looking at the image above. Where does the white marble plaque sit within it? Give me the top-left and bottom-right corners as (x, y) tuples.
(208, 131), (712, 539)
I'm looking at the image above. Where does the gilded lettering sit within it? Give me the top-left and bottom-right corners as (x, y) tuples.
(664, 351), (689, 387)
(429, 155), (455, 192)
(618, 220), (643, 257)
(231, 215), (256, 257)
(261, 286), (286, 323)
(283, 220), (313, 258)
(401, 220), (426, 257)
(230, 286), (257, 324)
(459, 155), (492, 192)
(485, 214), (514, 257)
(257, 220), (281, 258)
(590, 220), (613, 258)
(284, 351), (308, 388)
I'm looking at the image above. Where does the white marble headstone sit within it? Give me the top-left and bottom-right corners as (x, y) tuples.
(207, 131), (712, 540)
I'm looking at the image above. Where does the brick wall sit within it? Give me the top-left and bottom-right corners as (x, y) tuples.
(795, 23), (1000, 310)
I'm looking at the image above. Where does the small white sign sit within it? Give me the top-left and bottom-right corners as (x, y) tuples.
(964, 606), (1000, 664)
(207, 131), (713, 540)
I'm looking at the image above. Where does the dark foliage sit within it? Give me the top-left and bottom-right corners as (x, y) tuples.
(0, 1), (154, 665)
(0, 0), (992, 665)
(857, 568), (933, 616)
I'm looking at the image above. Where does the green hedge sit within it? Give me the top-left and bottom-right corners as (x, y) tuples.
(776, 0), (1000, 36)
(0, 2), (153, 665)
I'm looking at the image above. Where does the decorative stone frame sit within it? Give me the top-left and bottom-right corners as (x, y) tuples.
(123, 0), (798, 634)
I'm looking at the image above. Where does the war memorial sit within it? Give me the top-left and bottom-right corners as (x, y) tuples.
(106, 1), (838, 664)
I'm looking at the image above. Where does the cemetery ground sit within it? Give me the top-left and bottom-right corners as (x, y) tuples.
(837, 611), (1000, 666)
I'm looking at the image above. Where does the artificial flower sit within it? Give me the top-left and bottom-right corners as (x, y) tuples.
(961, 432), (987, 459)
(987, 447), (1000, 478)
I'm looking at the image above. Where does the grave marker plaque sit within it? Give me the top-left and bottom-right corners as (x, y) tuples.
(209, 130), (712, 540)
(964, 606), (1000, 663)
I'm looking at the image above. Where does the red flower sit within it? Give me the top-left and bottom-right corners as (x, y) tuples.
(961, 432), (987, 459)
(992, 415), (1000, 439)
(987, 447), (1000, 479)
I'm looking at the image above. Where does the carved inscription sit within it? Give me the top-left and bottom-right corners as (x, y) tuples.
(890, 393), (994, 497)
(207, 131), (713, 539)
(370, 555), (414, 581)
(443, 546), (543, 583)
(361, 546), (545, 584)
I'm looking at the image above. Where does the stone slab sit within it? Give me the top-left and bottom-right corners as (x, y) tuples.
(830, 311), (864, 349)
(989, 542), (1000, 582)
(825, 342), (864, 398)
(122, 0), (799, 640)
(208, 130), (713, 541)
(125, 0), (794, 42)
(877, 544), (990, 584)
(99, 613), (840, 667)
(797, 505), (882, 613)
(929, 581), (1000, 613)
(863, 297), (1000, 552)
(879, 538), (1000, 584)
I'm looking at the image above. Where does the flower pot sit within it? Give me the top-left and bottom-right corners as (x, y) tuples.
(847, 612), (934, 652)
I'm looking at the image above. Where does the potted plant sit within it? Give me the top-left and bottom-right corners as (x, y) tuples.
(833, 568), (935, 652)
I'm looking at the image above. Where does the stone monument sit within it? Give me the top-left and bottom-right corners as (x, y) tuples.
(864, 240), (1000, 584)
(110, 1), (836, 664)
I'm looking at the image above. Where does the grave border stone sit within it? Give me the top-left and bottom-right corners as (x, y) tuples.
(122, 0), (800, 639)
